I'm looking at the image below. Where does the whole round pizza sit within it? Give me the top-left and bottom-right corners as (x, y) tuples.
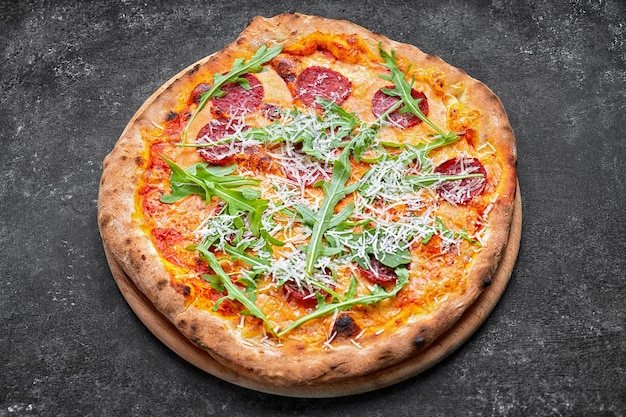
(98, 13), (518, 391)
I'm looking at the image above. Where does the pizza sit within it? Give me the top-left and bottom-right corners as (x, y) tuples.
(98, 13), (517, 388)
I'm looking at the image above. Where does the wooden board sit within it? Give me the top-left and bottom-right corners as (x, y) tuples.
(104, 187), (521, 398)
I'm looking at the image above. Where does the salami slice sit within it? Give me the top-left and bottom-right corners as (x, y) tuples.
(196, 118), (246, 165)
(189, 82), (211, 105)
(357, 256), (398, 285)
(211, 73), (264, 116)
(372, 87), (428, 129)
(295, 66), (352, 106)
(283, 282), (321, 309)
(434, 157), (487, 205)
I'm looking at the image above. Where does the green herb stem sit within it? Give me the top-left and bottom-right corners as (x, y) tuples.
(180, 45), (282, 145)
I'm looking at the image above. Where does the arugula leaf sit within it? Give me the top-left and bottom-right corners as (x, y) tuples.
(180, 44), (283, 145)
(196, 245), (276, 335)
(303, 145), (358, 275)
(399, 134), (460, 171)
(378, 45), (457, 142)
(341, 225), (412, 269)
(160, 157), (268, 236)
(223, 243), (270, 272)
(276, 267), (409, 337)
(406, 172), (485, 188)
(421, 217), (481, 246)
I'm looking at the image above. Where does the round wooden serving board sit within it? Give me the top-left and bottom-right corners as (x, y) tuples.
(104, 188), (521, 398)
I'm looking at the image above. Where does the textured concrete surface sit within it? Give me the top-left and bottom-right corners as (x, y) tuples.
(1, 1), (625, 416)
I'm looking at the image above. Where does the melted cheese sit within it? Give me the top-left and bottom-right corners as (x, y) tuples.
(136, 35), (497, 346)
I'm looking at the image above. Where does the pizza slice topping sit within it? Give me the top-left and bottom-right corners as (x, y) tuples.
(180, 44), (283, 145)
(372, 87), (429, 129)
(295, 66), (352, 107)
(357, 256), (398, 286)
(148, 42), (493, 342)
(196, 118), (247, 165)
(211, 73), (264, 116)
(434, 157), (487, 205)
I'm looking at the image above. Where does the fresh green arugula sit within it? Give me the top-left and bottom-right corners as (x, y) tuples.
(421, 217), (480, 246)
(406, 172), (484, 188)
(199, 240), (409, 337)
(180, 44), (282, 145)
(160, 156), (268, 236)
(378, 45), (458, 143)
(276, 267), (409, 337)
(398, 134), (460, 170)
(295, 141), (359, 276)
(196, 245), (275, 334)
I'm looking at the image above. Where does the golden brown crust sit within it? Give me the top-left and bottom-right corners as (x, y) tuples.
(98, 13), (517, 387)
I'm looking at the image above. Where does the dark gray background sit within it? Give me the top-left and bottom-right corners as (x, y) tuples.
(1, 0), (625, 416)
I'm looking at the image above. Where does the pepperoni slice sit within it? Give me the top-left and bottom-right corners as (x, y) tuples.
(434, 157), (487, 205)
(196, 118), (247, 165)
(295, 66), (352, 107)
(371, 86), (428, 129)
(357, 256), (398, 285)
(189, 82), (211, 105)
(283, 282), (320, 309)
(211, 73), (264, 116)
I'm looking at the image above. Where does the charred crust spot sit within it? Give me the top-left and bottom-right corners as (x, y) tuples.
(188, 63), (201, 75)
(483, 277), (492, 287)
(135, 156), (143, 166)
(156, 279), (168, 290)
(190, 323), (198, 334)
(271, 57), (298, 82)
(121, 155), (127, 161)
(333, 314), (361, 339)
(167, 111), (178, 121)
(141, 254), (146, 261)
(99, 213), (112, 228)
(125, 239), (132, 245)
(179, 319), (187, 328)
(413, 336), (426, 351)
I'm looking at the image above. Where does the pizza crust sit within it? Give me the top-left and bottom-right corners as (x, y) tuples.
(98, 13), (517, 387)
